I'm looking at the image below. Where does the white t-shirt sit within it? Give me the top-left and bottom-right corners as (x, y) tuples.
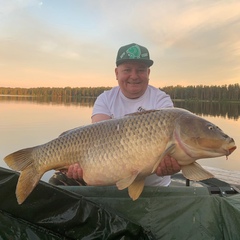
(92, 85), (174, 187)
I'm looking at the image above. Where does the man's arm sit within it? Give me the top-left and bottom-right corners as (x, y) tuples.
(91, 114), (111, 123)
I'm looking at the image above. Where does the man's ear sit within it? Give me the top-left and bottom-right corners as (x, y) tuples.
(115, 67), (118, 80)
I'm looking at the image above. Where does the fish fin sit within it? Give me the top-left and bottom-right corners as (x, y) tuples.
(59, 128), (75, 137)
(125, 110), (159, 117)
(55, 165), (70, 171)
(128, 179), (145, 201)
(181, 162), (214, 181)
(59, 130), (70, 137)
(17, 165), (43, 204)
(4, 147), (42, 204)
(151, 144), (175, 173)
(59, 126), (83, 137)
(116, 171), (139, 190)
(4, 147), (35, 171)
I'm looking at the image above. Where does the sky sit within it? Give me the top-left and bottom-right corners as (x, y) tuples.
(0, 0), (240, 88)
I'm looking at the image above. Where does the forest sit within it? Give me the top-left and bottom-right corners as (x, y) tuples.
(0, 83), (240, 102)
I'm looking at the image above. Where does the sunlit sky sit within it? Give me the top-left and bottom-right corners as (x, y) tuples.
(0, 0), (240, 88)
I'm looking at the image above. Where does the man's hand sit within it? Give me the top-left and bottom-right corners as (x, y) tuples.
(65, 156), (180, 181)
(66, 163), (83, 180)
(155, 155), (181, 176)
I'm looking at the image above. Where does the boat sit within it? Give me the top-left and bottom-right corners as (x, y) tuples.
(0, 166), (240, 240)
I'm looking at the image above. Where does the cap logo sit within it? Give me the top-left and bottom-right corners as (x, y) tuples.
(126, 45), (141, 59)
(117, 43), (153, 66)
(120, 52), (126, 59)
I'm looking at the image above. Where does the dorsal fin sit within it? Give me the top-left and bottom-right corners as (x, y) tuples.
(125, 109), (159, 117)
(59, 126), (82, 137)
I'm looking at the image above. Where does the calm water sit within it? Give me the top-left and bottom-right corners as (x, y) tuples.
(0, 96), (239, 182)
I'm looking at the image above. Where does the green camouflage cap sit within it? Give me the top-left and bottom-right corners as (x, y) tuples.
(116, 43), (154, 67)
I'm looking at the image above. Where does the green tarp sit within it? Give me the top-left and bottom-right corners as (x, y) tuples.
(0, 168), (154, 240)
(1, 167), (240, 239)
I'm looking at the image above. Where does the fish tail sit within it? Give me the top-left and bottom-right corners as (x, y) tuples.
(4, 147), (35, 171)
(4, 147), (43, 204)
(17, 165), (42, 204)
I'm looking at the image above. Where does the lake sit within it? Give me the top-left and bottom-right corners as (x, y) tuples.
(0, 96), (239, 182)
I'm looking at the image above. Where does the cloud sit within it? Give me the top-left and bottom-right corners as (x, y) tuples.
(0, 0), (41, 15)
(39, 40), (80, 60)
(132, 0), (240, 86)
(137, 1), (240, 47)
(0, 0), (240, 88)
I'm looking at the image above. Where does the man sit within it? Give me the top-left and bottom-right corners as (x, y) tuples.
(63, 43), (180, 187)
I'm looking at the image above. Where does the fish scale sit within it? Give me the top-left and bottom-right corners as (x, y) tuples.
(4, 108), (236, 204)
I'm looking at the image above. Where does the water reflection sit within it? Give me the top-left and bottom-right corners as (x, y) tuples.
(0, 96), (239, 174)
(174, 100), (240, 120)
(1, 95), (240, 120)
(0, 95), (96, 108)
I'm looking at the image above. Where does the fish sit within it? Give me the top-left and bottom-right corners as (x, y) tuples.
(4, 108), (236, 204)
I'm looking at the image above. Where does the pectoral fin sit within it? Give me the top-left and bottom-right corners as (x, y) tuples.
(181, 162), (214, 181)
(116, 171), (139, 190)
(128, 179), (145, 201)
(55, 165), (70, 172)
(151, 143), (175, 173)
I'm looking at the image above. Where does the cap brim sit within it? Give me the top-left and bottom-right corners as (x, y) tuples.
(116, 59), (154, 67)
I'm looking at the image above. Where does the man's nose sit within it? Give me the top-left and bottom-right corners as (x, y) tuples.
(130, 70), (138, 79)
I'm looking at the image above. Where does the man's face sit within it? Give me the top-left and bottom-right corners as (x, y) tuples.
(115, 61), (150, 99)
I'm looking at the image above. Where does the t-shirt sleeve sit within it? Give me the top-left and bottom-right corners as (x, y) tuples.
(156, 90), (174, 109)
(92, 92), (112, 117)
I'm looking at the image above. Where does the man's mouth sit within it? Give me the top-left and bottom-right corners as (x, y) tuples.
(127, 81), (141, 84)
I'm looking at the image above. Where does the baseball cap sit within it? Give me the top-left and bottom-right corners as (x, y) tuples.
(116, 43), (154, 67)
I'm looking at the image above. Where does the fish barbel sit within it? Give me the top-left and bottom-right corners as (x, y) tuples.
(4, 108), (236, 204)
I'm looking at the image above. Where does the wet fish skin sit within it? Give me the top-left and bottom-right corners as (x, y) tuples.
(4, 108), (236, 204)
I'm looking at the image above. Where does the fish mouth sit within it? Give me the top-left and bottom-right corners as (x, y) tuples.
(226, 146), (237, 156)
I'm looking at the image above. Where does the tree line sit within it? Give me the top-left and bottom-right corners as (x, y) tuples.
(0, 83), (240, 102)
(162, 84), (240, 102)
(0, 87), (111, 98)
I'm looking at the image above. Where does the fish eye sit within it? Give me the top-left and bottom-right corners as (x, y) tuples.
(208, 125), (214, 130)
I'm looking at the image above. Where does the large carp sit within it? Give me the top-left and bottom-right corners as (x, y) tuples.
(4, 108), (236, 204)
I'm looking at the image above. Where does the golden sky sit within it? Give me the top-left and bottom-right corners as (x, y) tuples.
(0, 0), (240, 88)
